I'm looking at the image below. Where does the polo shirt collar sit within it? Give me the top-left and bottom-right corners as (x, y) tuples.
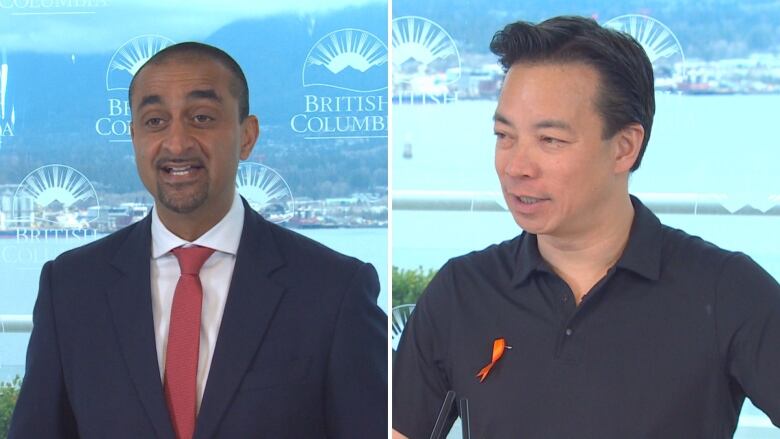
(511, 194), (662, 286)
(615, 195), (662, 281)
(512, 233), (549, 286)
(151, 192), (245, 259)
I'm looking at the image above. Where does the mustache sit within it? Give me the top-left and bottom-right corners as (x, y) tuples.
(153, 156), (205, 168)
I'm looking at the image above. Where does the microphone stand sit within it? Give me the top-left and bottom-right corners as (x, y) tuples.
(429, 391), (471, 439)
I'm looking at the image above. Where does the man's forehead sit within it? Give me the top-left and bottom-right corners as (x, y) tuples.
(136, 56), (227, 84)
(132, 59), (230, 103)
(502, 61), (601, 97)
(507, 59), (600, 76)
(497, 62), (600, 118)
(145, 52), (218, 70)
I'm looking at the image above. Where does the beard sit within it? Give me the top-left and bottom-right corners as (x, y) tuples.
(156, 179), (209, 214)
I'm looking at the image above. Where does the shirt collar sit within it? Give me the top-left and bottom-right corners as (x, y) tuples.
(511, 232), (549, 286)
(151, 192), (245, 259)
(511, 194), (662, 286)
(615, 195), (662, 281)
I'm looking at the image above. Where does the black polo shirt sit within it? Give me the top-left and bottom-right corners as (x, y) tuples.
(393, 196), (780, 438)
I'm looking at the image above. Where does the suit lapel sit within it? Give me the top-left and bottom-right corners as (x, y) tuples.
(195, 205), (286, 439)
(106, 216), (175, 439)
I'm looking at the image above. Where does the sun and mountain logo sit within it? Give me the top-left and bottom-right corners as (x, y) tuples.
(392, 16), (461, 102)
(302, 28), (388, 93)
(236, 162), (294, 223)
(392, 16), (460, 82)
(0, 54), (16, 149)
(604, 15), (685, 82)
(97, 35), (175, 142)
(106, 34), (175, 91)
(293, 28), (388, 140)
(12, 165), (100, 228)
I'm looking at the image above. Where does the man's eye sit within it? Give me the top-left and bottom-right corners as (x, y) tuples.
(193, 115), (214, 123)
(540, 136), (562, 145)
(494, 131), (506, 139)
(145, 117), (164, 127)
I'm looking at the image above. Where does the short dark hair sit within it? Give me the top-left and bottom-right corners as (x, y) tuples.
(128, 41), (250, 122)
(490, 16), (655, 171)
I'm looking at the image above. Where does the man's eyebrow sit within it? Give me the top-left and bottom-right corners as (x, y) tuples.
(187, 89), (222, 102)
(137, 94), (162, 111)
(493, 112), (513, 127)
(493, 113), (575, 134)
(134, 89), (222, 112)
(533, 119), (574, 132)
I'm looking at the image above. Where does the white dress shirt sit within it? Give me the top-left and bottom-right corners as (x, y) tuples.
(150, 193), (244, 412)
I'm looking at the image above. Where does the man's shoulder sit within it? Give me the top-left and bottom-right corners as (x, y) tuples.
(417, 235), (522, 306)
(658, 222), (738, 268)
(444, 234), (523, 275)
(249, 212), (367, 275)
(51, 219), (145, 269)
(660, 221), (777, 290)
(245, 215), (379, 305)
(35, 219), (149, 295)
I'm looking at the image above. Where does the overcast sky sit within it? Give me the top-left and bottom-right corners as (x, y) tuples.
(0, 0), (386, 54)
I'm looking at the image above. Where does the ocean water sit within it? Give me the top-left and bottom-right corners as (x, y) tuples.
(392, 94), (780, 437)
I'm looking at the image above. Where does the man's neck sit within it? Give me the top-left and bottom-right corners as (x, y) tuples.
(156, 195), (235, 242)
(537, 195), (635, 303)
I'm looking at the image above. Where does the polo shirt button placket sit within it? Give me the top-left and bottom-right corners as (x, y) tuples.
(554, 324), (581, 362)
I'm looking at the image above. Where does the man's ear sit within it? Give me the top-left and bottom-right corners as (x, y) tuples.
(239, 115), (260, 160)
(613, 123), (644, 174)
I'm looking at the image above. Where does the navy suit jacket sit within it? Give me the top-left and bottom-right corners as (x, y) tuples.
(9, 200), (387, 438)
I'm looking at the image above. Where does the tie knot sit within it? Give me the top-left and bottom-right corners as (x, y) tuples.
(171, 245), (215, 275)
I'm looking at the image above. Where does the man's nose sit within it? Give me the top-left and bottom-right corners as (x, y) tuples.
(504, 142), (539, 178)
(161, 120), (195, 155)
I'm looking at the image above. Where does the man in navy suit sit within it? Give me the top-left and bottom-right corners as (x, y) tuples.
(9, 42), (387, 438)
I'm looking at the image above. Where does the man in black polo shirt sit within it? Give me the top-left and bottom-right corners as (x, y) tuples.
(392, 16), (780, 439)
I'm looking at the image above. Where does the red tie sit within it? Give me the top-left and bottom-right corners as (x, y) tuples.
(164, 245), (214, 439)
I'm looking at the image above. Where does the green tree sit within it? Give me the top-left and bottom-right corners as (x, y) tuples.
(0, 376), (21, 438)
(392, 266), (438, 307)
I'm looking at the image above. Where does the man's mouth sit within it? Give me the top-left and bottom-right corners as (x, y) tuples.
(163, 165), (201, 176)
(518, 196), (542, 204)
(516, 195), (548, 205)
(159, 161), (204, 177)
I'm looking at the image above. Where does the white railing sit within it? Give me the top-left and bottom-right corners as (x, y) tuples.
(0, 314), (32, 333)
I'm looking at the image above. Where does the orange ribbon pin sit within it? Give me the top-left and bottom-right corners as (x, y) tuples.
(476, 338), (507, 383)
